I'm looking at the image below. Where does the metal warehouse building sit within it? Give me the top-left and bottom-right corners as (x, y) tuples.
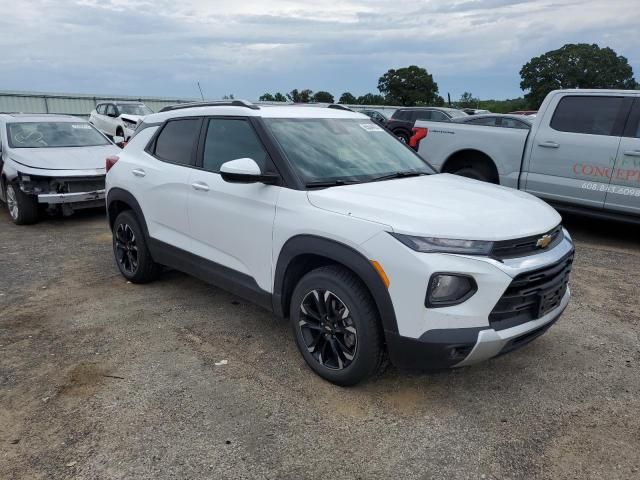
(0, 90), (198, 118)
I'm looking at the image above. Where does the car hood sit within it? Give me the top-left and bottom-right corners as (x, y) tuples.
(120, 114), (143, 123)
(8, 145), (120, 171)
(307, 173), (561, 241)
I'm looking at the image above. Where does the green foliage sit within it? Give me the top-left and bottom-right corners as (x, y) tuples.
(222, 94), (235, 100)
(312, 91), (335, 103)
(356, 93), (386, 105)
(458, 92), (479, 108)
(287, 89), (314, 103)
(339, 92), (357, 104)
(378, 65), (439, 106)
(520, 43), (638, 108)
(273, 92), (287, 102)
(476, 97), (529, 113)
(259, 93), (275, 101)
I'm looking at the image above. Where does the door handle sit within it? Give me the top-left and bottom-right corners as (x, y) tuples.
(191, 182), (210, 192)
(132, 169), (146, 177)
(538, 141), (559, 148)
(623, 150), (640, 157)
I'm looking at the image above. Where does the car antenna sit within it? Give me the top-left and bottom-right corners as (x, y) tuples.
(197, 81), (205, 101)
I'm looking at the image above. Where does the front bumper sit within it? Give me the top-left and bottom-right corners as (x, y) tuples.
(38, 189), (105, 204)
(386, 289), (569, 370)
(360, 229), (574, 370)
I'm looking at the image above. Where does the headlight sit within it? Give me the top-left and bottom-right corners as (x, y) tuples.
(390, 233), (493, 255)
(426, 273), (477, 307)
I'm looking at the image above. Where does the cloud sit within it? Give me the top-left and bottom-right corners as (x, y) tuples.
(0, 0), (638, 100)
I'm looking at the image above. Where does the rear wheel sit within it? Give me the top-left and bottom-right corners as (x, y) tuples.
(112, 210), (161, 283)
(5, 182), (39, 225)
(452, 167), (491, 182)
(290, 265), (385, 386)
(395, 131), (409, 143)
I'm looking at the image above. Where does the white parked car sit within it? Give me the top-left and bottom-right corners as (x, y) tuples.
(0, 114), (121, 224)
(89, 101), (153, 140)
(106, 100), (574, 386)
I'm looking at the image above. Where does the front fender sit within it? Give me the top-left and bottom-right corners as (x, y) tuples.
(273, 234), (399, 335)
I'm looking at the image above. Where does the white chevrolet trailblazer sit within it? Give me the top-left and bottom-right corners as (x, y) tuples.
(105, 100), (574, 386)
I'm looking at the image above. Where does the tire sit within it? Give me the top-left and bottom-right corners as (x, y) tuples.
(289, 265), (385, 386)
(112, 210), (161, 283)
(5, 182), (39, 225)
(452, 167), (490, 182)
(394, 131), (409, 143)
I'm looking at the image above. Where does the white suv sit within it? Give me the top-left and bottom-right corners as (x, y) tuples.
(89, 101), (153, 140)
(105, 100), (574, 386)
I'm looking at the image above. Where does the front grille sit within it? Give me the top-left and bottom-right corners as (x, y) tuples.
(491, 225), (564, 260)
(50, 176), (105, 193)
(489, 250), (574, 331)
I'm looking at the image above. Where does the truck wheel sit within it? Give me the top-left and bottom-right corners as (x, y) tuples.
(112, 210), (161, 283)
(453, 167), (490, 182)
(395, 131), (409, 143)
(289, 265), (385, 386)
(5, 182), (39, 225)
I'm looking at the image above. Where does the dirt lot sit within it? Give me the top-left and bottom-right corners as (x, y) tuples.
(0, 207), (639, 480)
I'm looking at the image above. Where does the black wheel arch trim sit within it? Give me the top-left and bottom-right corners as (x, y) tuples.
(273, 234), (399, 334)
(106, 188), (150, 239)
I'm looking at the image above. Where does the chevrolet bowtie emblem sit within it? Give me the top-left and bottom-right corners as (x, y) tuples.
(536, 234), (552, 249)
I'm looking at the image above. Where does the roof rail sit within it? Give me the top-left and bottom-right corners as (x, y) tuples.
(159, 100), (260, 113)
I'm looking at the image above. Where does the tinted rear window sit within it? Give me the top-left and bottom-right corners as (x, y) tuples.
(550, 96), (624, 136)
(153, 118), (200, 165)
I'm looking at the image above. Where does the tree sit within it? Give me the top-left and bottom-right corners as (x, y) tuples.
(259, 93), (275, 101)
(377, 65), (440, 106)
(273, 92), (287, 102)
(287, 89), (313, 103)
(312, 91), (334, 103)
(222, 94), (235, 100)
(458, 92), (479, 108)
(520, 43), (638, 108)
(356, 93), (386, 105)
(339, 92), (357, 104)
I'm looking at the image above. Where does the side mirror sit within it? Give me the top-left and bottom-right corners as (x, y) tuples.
(219, 158), (279, 185)
(113, 136), (126, 148)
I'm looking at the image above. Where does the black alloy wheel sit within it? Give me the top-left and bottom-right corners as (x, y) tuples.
(298, 289), (358, 370)
(114, 222), (139, 275)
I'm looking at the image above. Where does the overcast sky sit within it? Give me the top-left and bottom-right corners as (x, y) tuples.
(0, 0), (638, 101)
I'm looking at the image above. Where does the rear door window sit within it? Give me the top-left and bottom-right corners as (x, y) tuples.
(152, 118), (201, 166)
(430, 111), (449, 122)
(550, 96), (625, 136)
(412, 111), (432, 121)
(201, 118), (268, 173)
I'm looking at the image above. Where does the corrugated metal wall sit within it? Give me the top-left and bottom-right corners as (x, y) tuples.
(0, 90), (398, 119)
(0, 90), (198, 119)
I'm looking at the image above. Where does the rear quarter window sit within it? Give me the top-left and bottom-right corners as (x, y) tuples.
(151, 118), (201, 165)
(550, 96), (625, 136)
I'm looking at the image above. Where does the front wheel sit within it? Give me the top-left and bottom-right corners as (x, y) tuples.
(290, 265), (385, 386)
(112, 210), (161, 283)
(5, 182), (39, 225)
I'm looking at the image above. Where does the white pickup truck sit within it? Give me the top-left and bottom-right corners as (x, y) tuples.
(412, 89), (640, 221)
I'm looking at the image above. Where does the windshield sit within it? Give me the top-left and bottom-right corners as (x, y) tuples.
(7, 122), (111, 148)
(265, 118), (435, 184)
(447, 110), (468, 119)
(117, 104), (153, 116)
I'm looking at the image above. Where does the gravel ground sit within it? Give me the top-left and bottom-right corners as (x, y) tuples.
(0, 207), (639, 480)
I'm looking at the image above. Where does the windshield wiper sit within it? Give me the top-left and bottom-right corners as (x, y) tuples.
(305, 179), (360, 188)
(368, 170), (428, 182)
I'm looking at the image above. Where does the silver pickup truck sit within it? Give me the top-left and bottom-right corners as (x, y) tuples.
(412, 89), (640, 222)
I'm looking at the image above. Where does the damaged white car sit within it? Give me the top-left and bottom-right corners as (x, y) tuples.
(0, 114), (121, 225)
(89, 102), (152, 140)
